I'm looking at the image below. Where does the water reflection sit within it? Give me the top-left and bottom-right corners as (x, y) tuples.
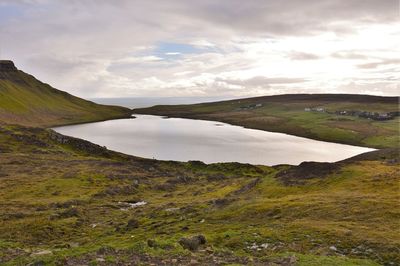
(54, 115), (374, 165)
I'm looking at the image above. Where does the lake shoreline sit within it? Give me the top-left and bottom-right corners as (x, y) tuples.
(54, 114), (375, 166)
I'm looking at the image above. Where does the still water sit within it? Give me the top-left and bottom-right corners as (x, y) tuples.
(54, 115), (374, 165)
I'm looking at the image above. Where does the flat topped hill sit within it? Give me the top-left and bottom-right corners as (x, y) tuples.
(228, 93), (398, 104)
(0, 60), (132, 127)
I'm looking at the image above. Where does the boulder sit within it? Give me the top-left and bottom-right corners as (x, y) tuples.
(178, 235), (206, 251)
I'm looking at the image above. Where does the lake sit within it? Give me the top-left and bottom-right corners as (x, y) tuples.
(53, 115), (374, 165)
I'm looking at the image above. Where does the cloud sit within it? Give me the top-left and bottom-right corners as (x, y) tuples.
(331, 51), (369, 60)
(0, 0), (399, 97)
(357, 59), (400, 69)
(288, 51), (321, 60)
(217, 76), (308, 87)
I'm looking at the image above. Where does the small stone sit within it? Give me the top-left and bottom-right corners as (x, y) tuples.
(329, 246), (338, 251)
(190, 259), (198, 265)
(97, 246), (115, 255)
(205, 247), (213, 253)
(288, 255), (297, 263)
(126, 218), (139, 230)
(69, 242), (79, 248)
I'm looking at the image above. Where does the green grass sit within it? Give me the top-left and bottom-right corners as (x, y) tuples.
(0, 67), (132, 127)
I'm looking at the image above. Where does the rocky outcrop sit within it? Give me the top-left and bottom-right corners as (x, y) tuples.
(229, 177), (261, 195)
(277, 161), (339, 185)
(0, 60), (17, 72)
(48, 130), (111, 157)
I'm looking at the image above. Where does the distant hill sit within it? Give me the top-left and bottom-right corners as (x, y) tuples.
(135, 93), (399, 148)
(0, 60), (132, 127)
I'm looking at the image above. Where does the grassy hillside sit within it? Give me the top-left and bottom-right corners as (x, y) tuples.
(0, 60), (132, 127)
(135, 94), (399, 149)
(0, 124), (399, 265)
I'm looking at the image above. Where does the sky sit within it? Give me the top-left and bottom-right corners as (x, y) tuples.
(0, 0), (399, 98)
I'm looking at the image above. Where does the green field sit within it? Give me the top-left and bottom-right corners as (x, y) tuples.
(135, 94), (399, 149)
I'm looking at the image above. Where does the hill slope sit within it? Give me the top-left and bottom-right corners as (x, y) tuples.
(135, 94), (400, 148)
(0, 60), (132, 127)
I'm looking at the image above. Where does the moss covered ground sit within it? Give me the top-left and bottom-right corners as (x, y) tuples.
(0, 124), (398, 265)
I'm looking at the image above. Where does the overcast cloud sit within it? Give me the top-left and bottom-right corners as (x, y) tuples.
(0, 0), (399, 97)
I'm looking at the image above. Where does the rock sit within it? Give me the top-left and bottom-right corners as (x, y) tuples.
(211, 198), (232, 207)
(195, 235), (206, 245)
(69, 242), (80, 248)
(147, 239), (157, 248)
(277, 161), (339, 185)
(230, 178), (261, 195)
(97, 246), (115, 255)
(126, 218), (139, 230)
(179, 238), (198, 251)
(49, 131), (110, 156)
(288, 255), (297, 264)
(190, 259), (199, 265)
(329, 245), (338, 251)
(165, 207), (180, 212)
(0, 60), (17, 72)
(279, 254), (297, 265)
(178, 235), (206, 251)
(58, 207), (79, 218)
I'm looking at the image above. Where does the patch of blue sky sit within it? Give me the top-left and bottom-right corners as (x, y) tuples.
(149, 42), (221, 61)
(0, 3), (25, 23)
